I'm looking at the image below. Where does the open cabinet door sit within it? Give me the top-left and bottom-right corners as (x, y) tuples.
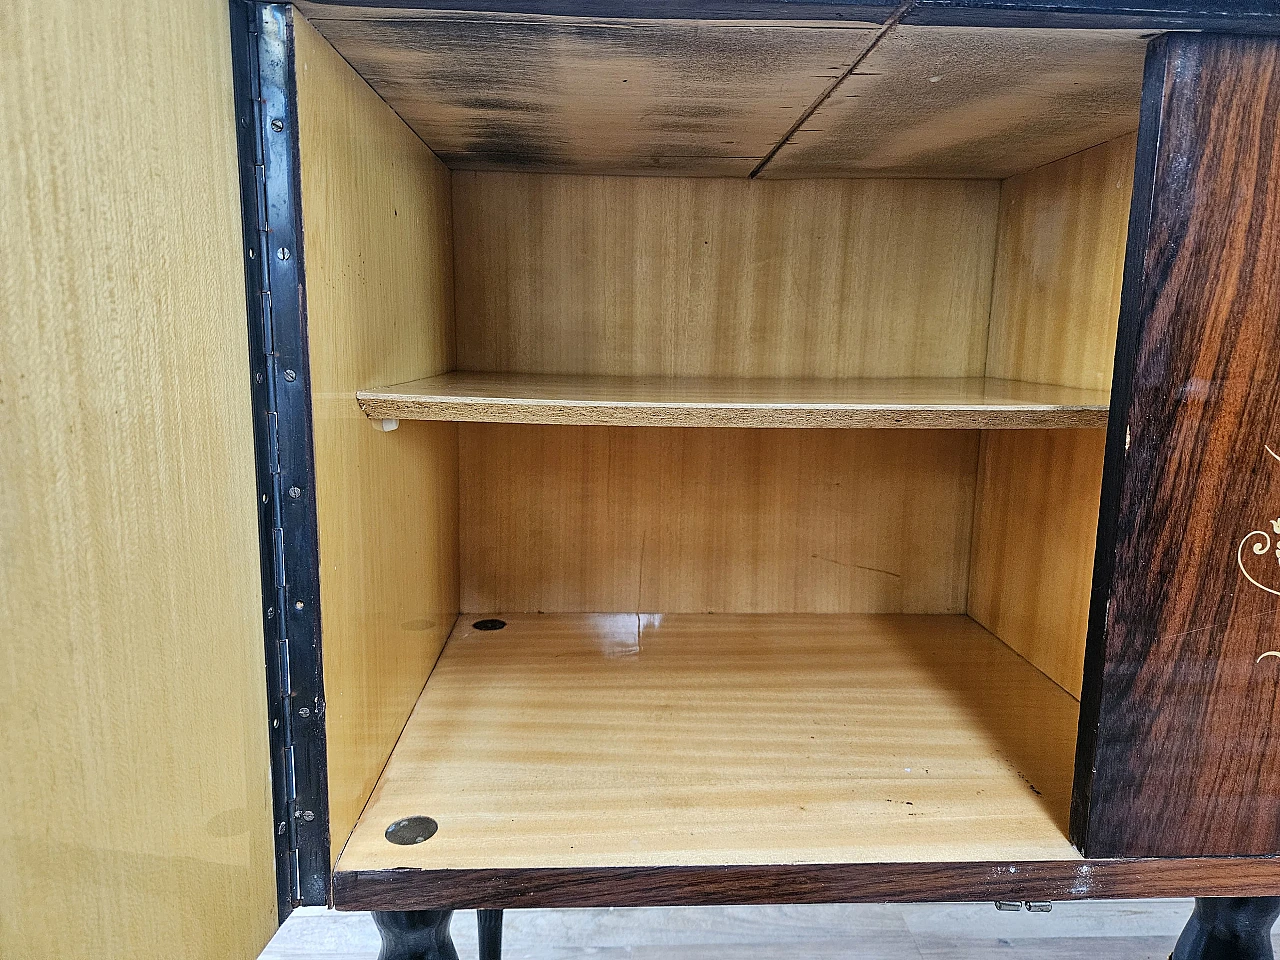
(1, 0), (279, 956)
(1075, 32), (1280, 859)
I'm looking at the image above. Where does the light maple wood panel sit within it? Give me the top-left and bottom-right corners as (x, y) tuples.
(967, 137), (1129, 697)
(985, 134), (1136, 391)
(967, 430), (1106, 699)
(294, 16), (459, 866)
(0, 0), (277, 956)
(360, 372), (1110, 428)
(334, 613), (1080, 873)
(454, 173), (1000, 378)
(765, 28), (1146, 179)
(296, 11), (878, 176)
(460, 425), (977, 614)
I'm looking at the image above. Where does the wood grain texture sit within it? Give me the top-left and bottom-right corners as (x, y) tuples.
(293, 0), (1280, 29)
(359, 372), (1110, 429)
(968, 430), (1106, 698)
(0, 0), (277, 955)
(301, 12), (878, 176)
(965, 138), (1128, 699)
(460, 425), (978, 614)
(453, 173), (999, 378)
(294, 16), (459, 867)
(333, 857), (1280, 911)
(763, 27), (1146, 179)
(1079, 33), (1280, 858)
(985, 134), (1135, 392)
(334, 613), (1079, 880)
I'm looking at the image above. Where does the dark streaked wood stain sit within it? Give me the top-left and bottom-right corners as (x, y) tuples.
(301, 14), (877, 177)
(1076, 33), (1280, 858)
(332, 858), (1280, 910)
(296, 10), (1150, 178)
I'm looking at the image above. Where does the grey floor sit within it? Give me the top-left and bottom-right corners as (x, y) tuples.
(259, 900), (1218, 959)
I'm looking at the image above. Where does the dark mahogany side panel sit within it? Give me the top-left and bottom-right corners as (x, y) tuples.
(332, 859), (1280, 911)
(1074, 32), (1280, 858)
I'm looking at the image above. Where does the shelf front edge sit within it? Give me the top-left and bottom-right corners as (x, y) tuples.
(355, 391), (1110, 430)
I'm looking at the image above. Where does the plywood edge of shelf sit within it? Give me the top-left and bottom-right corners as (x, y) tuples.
(356, 373), (1111, 429)
(330, 856), (1280, 911)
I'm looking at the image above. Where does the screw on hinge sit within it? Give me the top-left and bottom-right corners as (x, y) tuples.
(283, 369), (296, 382)
(298, 706), (310, 718)
(277, 247), (290, 260)
(271, 118), (284, 132)
(302, 810), (315, 822)
(289, 486), (301, 499)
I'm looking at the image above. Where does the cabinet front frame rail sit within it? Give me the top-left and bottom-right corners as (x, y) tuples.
(333, 858), (1280, 911)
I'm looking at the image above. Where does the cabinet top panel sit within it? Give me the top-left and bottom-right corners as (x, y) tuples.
(293, 1), (1275, 178)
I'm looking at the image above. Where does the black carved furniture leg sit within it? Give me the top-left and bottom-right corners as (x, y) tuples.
(1173, 898), (1280, 960)
(372, 910), (458, 960)
(478, 909), (504, 960)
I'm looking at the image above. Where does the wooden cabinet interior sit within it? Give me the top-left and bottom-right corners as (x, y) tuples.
(294, 14), (459, 865)
(340, 614), (1082, 873)
(284, 6), (1183, 902)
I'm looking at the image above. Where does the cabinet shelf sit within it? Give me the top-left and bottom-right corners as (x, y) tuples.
(357, 373), (1110, 429)
(333, 613), (1082, 905)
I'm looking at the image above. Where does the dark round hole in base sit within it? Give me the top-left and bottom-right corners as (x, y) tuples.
(385, 816), (439, 845)
(473, 618), (507, 631)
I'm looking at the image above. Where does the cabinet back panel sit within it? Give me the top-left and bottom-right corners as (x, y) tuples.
(460, 424), (978, 614)
(295, 17), (459, 867)
(453, 174), (1000, 379)
(968, 137), (1132, 696)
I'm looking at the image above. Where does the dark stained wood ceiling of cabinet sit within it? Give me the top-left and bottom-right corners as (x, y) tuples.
(294, 3), (1148, 178)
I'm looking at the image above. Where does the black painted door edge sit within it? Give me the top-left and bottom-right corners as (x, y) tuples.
(229, 0), (330, 919)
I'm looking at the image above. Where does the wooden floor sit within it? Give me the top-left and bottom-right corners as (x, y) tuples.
(335, 613), (1081, 882)
(260, 901), (1204, 959)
